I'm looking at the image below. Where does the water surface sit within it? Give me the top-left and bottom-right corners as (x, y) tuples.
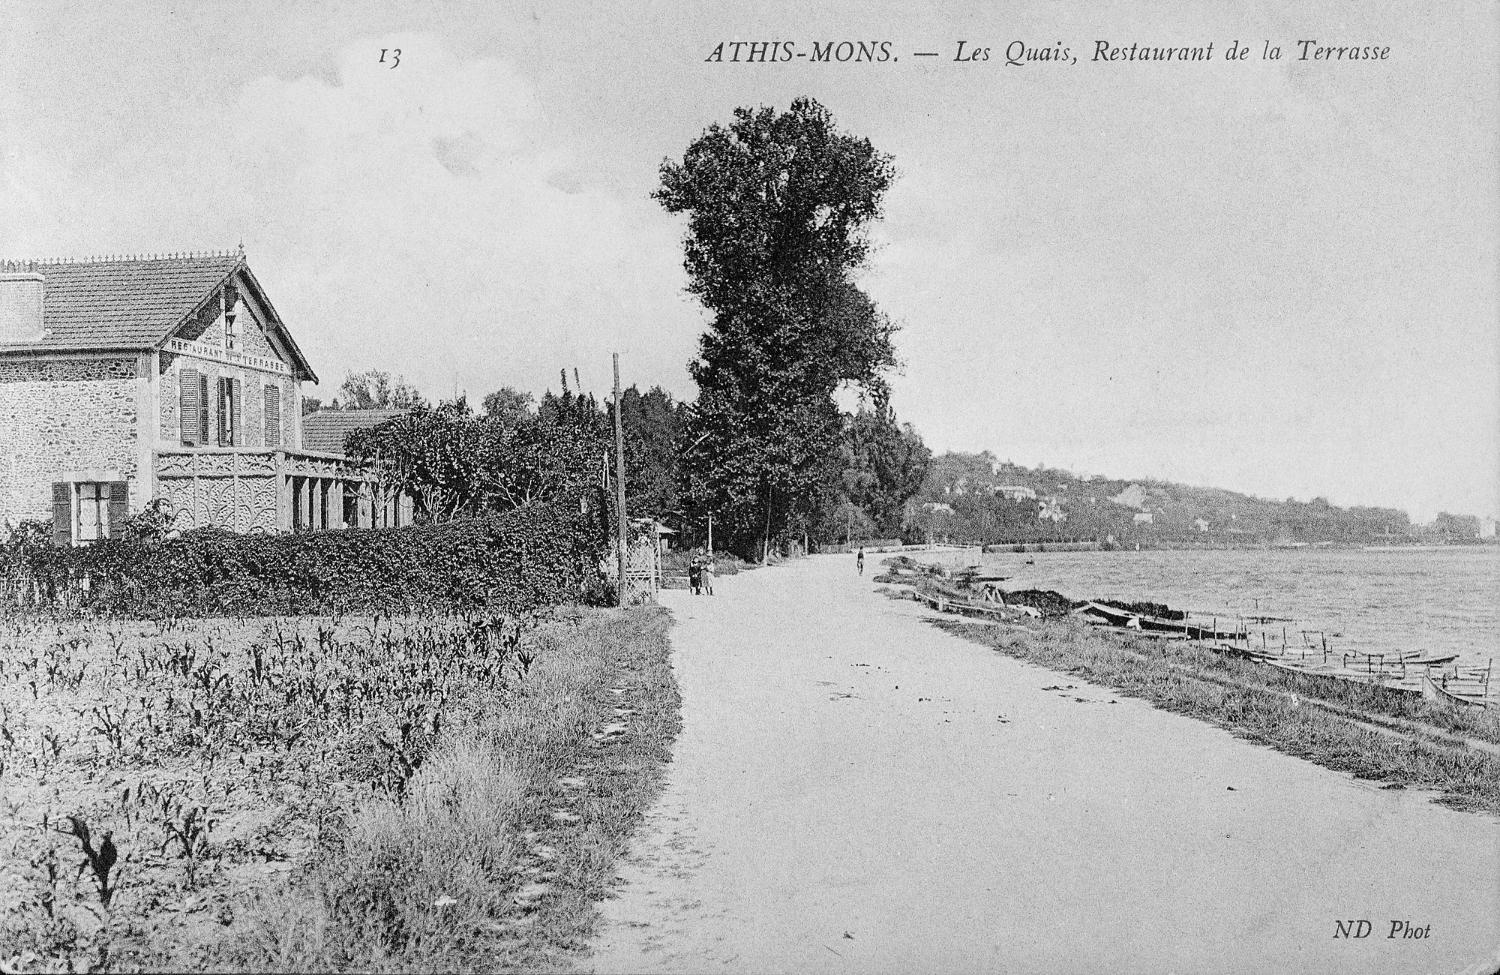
(925, 546), (1499, 669)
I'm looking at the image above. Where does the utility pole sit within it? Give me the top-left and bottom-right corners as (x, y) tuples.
(613, 353), (628, 608)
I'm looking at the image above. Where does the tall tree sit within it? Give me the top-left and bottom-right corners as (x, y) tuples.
(343, 400), (484, 522)
(619, 386), (685, 520)
(335, 370), (428, 411)
(829, 406), (931, 538)
(658, 97), (898, 558)
(481, 386), (534, 425)
(345, 384), (611, 523)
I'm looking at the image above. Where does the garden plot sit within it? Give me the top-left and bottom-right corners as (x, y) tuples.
(0, 611), (537, 971)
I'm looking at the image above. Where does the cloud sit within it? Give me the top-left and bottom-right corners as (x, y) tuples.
(222, 37), (701, 400)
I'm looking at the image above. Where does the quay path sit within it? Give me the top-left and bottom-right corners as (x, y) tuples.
(587, 555), (1500, 975)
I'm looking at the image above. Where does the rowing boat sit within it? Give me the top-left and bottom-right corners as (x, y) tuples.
(1422, 673), (1489, 709)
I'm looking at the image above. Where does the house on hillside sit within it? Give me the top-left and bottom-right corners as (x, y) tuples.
(1112, 483), (1149, 510)
(0, 250), (407, 542)
(993, 485), (1037, 502)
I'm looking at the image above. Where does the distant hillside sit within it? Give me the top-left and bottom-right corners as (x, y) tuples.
(904, 452), (1487, 548)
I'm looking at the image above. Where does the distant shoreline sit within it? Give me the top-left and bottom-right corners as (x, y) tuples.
(873, 540), (1500, 554)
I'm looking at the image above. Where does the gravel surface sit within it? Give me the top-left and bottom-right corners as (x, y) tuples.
(587, 554), (1500, 975)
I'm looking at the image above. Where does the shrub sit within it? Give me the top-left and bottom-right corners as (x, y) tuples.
(0, 504), (607, 618)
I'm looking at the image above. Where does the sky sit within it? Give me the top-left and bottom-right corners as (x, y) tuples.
(1, 0), (1495, 521)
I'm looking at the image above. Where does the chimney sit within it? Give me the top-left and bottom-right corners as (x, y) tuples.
(0, 272), (45, 343)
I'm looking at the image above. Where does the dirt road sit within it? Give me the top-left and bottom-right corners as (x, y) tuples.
(588, 555), (1500, 975)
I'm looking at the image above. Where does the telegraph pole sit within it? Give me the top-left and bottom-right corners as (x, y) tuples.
(613, 353), (629, 607)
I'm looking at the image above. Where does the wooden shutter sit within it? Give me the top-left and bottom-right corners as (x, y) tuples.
(264, 384), (281, 448)
(51, 482), (72, 546)
(179, 368), (201, 445)
(107, 482), (129, 539)
(230, 378), (242, 446)
(215, 377), (228, 446)
(198, 374), (211, 444)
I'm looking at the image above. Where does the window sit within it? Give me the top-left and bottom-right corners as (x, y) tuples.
(217, 376), (241, 446)
(223, 285), (242, 353)
(51, 481), (127, 546)
(179, 369), (209, 445)
(264, 383), (282, 448)
(76, 483), (108, 542)
(224, 313), (241, 353)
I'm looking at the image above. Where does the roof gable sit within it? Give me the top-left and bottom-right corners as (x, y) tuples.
(0, 252), (317, 381)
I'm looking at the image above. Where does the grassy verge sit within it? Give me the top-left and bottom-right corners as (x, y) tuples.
(227, 606), (680, 972)
(933, 617), (1500, 816)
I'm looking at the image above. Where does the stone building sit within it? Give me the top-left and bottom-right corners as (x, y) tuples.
(0, 250), (406, 543)
(993, 485), (1037, 502)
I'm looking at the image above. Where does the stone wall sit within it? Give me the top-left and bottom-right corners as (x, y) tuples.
(0, 356), (139, 527)
(158, 353), (298, 451)
(158, 278), (303, 451)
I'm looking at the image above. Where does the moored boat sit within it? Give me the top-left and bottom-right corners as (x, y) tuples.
(1422, 673), (1489, 709)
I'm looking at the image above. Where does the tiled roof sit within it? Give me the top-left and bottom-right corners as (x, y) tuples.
(301, 409), (406, 455)
(0, 253), (243, 350)
(0, 252), (318, 382)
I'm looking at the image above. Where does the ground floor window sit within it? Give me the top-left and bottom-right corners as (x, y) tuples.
(76, 483), (107, 541)
(52, 481), (127, 545)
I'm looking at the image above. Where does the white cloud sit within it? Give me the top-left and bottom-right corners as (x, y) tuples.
(222, 36), (700, 401)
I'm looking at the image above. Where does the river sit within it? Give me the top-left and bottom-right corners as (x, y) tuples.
(922, 545), (1499, 671)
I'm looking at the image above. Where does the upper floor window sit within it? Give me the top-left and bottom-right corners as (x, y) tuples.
(217, 376), (242, 446)
(224, 309), (242, 353)
(179, 368), (210, 445)
(222, 284), (242, 353)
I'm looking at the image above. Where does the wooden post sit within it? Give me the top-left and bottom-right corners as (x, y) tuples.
(613, 353), (628, 608)
(762, 482), (773, 564)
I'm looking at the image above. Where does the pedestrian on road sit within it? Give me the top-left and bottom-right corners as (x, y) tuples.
(688, 551), (704, 595)
(856, 547), (865, 576)
(702, 553), (716, 595)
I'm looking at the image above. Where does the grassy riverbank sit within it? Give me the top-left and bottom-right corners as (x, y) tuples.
(0, 607), (680, 973)
(931, 616), (1500, 816)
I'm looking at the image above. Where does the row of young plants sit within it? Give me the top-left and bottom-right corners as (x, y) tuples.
(0, 504), (608, 618)
(0, 609), (558, 971)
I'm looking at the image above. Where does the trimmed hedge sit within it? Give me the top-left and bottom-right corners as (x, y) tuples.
(1, 505), (608, 618)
